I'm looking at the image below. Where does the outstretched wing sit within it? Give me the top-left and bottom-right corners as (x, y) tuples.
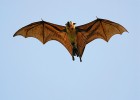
(77, 18), (128, 43)
(13, 21), (73, 55)
(76, 18), (128, 57)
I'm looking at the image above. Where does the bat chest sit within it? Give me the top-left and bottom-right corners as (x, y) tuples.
(66, 30), (77, 44)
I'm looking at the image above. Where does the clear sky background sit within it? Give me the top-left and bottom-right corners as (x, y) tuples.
(0, 0), (140, 100)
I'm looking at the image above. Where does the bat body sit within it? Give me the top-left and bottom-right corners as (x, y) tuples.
(14, 18), (128, 62)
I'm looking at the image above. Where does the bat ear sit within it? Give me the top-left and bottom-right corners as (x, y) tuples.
(65, 22), (69, 26)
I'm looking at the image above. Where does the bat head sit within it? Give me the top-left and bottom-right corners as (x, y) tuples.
(65, 21), (76, 30)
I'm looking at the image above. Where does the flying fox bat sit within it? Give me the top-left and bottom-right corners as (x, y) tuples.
(13, 18), (128, 62)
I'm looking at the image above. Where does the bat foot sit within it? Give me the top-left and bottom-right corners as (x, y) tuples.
(80, 57), (82, 62)
(72, 56), (75, 61)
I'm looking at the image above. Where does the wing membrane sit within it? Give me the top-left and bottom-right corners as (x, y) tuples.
(14, 21), (73, 55)
(77, 18), (128, 43)
(76, 18), (128, 57)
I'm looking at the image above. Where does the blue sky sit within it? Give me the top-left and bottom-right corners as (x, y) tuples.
(0, 0), (140, 100)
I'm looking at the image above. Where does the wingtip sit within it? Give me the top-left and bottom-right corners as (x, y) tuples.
(126, 29), (129, 33)
(13, 34), (16, 37)
(123, 28), (129, 33)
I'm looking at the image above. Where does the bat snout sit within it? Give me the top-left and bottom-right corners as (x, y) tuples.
(66, 21), (76, 30)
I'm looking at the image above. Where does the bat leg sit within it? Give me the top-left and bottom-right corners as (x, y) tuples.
(72, 46), (79, 57)
(79, 57), (82, 62)
(72, 56), (75, 61)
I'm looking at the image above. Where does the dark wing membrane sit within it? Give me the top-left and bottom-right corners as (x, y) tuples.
(14, 21), (73, 55)
(77, 18), (128, 44)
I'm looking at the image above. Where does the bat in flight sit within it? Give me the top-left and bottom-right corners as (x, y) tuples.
(13, 18), (128, 62)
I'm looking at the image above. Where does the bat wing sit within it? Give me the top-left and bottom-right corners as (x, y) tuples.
(76, 18), (128, 57)
(14, 21), (73, 55)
